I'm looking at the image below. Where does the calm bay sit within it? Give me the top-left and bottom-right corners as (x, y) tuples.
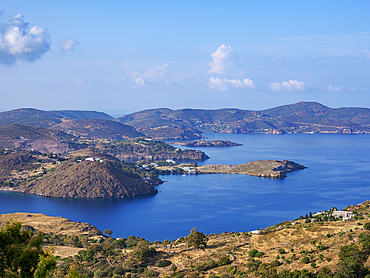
(0, 133), (369, 241)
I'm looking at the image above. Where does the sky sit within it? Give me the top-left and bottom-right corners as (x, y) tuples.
(1, 1), (370, 115)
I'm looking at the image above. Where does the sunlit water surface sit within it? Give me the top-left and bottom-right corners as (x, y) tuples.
(1, 133), (369, 241)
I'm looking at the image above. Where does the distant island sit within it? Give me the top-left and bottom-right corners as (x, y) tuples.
(1, 102), (370, 140)
(117, 101), (370, 139)
(171, 140), (242, 147)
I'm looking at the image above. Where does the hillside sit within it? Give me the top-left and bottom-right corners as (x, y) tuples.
(0, 148), (160, 198)
(117, 102), (370, 138)
(94, 137), (209, 161)
(49, 119), (144, 140)
(0, 124), (84, 153)
(2, 201), (370, 277)
(171, 140), (242, 147)
(0, 108), (113, 120)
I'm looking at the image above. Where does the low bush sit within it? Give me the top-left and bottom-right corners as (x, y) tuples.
(218, 256), (231, 266)
(158, 260), (172, 267)
(146, 270), (160, 277)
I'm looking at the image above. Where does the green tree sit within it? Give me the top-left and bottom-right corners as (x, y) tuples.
(335, 244), (369, 277)
(104, 229), (113, 236)
(0, 221), (56, 277)
(186, 228), (208, 249)
(129, 240), (156, 263)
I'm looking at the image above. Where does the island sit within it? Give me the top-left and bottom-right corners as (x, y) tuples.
(171, 140), (242, 147)
(154, 159), (306, 179)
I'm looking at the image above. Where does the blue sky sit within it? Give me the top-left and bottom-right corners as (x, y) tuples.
(1, 1), (370, 115)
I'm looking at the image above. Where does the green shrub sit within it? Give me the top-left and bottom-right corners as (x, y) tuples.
(278, 248), (285, 254)
(219, 274), (229, 278)
(146, 270), (160, 277)
(208, 275), (218, 278)
(207, 260), (216, 268)
(248, 249), (258, 257)
(113, 266), (125, 275)
(255, 252), (264, 258)
(270, 260), (281, 267)
(158, 260), (172, 267)
(301, 256), (310, 264)
(218, 256), (231, 266)
(364, 222), (370, 230)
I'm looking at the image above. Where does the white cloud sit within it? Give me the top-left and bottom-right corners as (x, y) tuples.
(74, 77), (90, 86)
(60, 38), (79, 51)
(0, 13), (50, 65)
(142, 63), (169, 78)
(269, 80), (306, 91)
(131, 63), (170, 86)
(209, 77), (256, 91)
(208, 44), (239, 74)
(133, 77), (145, 86)
(326, 84), (342, 91)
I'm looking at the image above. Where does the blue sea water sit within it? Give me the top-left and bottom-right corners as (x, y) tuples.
(0, 133), (369, 241)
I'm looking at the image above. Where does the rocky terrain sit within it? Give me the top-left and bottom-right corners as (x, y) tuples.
(0, 212), (103, 237)
(171, 140), (242, 147)
(2, 200), (370, 277)
(94, 138), (209, 161)
(0, 148), (161, 198)
(0, 124), (84, 153)
(197, 160), (306, 178)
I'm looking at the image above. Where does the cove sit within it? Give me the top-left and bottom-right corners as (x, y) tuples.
(1, 133), (369, 241)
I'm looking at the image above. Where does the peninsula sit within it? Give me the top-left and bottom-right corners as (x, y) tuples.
(171, 140), (242, 147)
(154, 160), (306, 179)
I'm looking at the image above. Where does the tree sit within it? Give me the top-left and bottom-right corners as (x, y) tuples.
(129, 240), (156, 263)
(186, 227), (208, 249)
(104, 229), (113, 236)
(0, 221), (56, 277)
(336, 244), (369, 277)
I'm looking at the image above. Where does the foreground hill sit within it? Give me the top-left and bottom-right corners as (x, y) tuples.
(118, 102), (370, 139)
(0, 148), (161, 198)
(2, 201), (370, 277)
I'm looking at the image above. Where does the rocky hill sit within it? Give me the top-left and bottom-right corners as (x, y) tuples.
(0, 108), (113, 120)
(0, 148), (161, 198)
(0, 110), (142, 140)
(48, 119), (144, 140)
(117, 102), (370, 139)
(0, 124), (84, 153)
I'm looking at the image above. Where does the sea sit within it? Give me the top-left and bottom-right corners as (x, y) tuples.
(0, 133), (369, 241)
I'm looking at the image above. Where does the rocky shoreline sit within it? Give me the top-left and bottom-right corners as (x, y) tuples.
(171, 140), (242, 147)
(196, 160), (306, 178)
